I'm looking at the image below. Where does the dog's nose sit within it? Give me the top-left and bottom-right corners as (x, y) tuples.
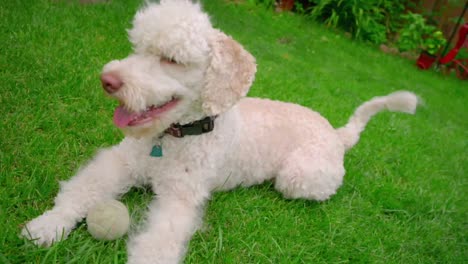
(101, 73), (123, 94)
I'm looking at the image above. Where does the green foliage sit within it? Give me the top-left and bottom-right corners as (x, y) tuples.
(306, 0), (407, 44)
(424, 30), (447, 55)
(397, 12), (447, 55)
(455, 47), (468, 59)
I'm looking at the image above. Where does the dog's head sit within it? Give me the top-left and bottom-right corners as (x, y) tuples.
(101, 0), (256, 138)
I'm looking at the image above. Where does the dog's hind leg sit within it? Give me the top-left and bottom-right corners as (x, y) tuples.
(274, 144), (345, 201)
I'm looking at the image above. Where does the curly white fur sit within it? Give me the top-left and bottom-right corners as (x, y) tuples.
(22, 1), (419, 263)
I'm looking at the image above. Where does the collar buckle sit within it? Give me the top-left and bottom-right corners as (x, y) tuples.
(165, 116), (217, 138)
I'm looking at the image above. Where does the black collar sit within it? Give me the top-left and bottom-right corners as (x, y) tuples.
(165, 116), (217, 138)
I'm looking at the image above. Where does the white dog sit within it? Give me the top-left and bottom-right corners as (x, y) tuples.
(22, 1), (418, 263)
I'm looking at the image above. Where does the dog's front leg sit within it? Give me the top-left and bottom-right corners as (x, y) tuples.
(127, 188), (207, 264)
(22, 147), (134, 246)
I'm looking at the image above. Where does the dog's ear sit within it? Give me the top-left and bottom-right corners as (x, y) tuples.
(202, 31), (256, 116)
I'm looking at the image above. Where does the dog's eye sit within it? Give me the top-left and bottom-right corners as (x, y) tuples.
(161, 57), (178, 65)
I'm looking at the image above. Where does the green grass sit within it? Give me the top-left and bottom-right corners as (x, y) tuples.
(1, 0), (466, 263)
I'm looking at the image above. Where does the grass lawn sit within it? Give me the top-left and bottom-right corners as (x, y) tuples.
(1, 0), (466, 263)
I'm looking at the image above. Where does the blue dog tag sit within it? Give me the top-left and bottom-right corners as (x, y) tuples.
(150, 144), (163, 157)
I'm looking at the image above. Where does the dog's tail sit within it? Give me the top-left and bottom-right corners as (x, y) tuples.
(336, 91), (419, 151)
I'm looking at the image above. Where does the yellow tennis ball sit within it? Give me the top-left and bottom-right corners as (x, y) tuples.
(86, 200), (130, 241)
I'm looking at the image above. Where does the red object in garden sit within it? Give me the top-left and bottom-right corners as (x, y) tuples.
(451, 59), (468, 79)
(416, 1), (468, 79)
(439, 23), (468, 64)
(438, 23), (468, 80)
(416, 51), (437, 69)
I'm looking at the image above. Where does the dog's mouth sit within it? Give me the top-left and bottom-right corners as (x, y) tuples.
(113, 97), (180, 128)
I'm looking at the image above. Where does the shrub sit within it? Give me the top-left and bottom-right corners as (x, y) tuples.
(303, 0), (408, 44)
(397, 12), (447, 55)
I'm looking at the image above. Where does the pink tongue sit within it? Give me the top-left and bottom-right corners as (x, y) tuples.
(113, 106), (139, 128)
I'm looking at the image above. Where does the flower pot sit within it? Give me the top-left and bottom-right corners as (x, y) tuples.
(416, 51), (437, 70)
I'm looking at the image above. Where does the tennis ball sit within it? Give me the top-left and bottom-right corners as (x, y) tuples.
(86, 200), (130, 241)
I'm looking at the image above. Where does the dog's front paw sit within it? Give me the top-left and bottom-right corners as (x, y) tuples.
(21, 210), (75, 247)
